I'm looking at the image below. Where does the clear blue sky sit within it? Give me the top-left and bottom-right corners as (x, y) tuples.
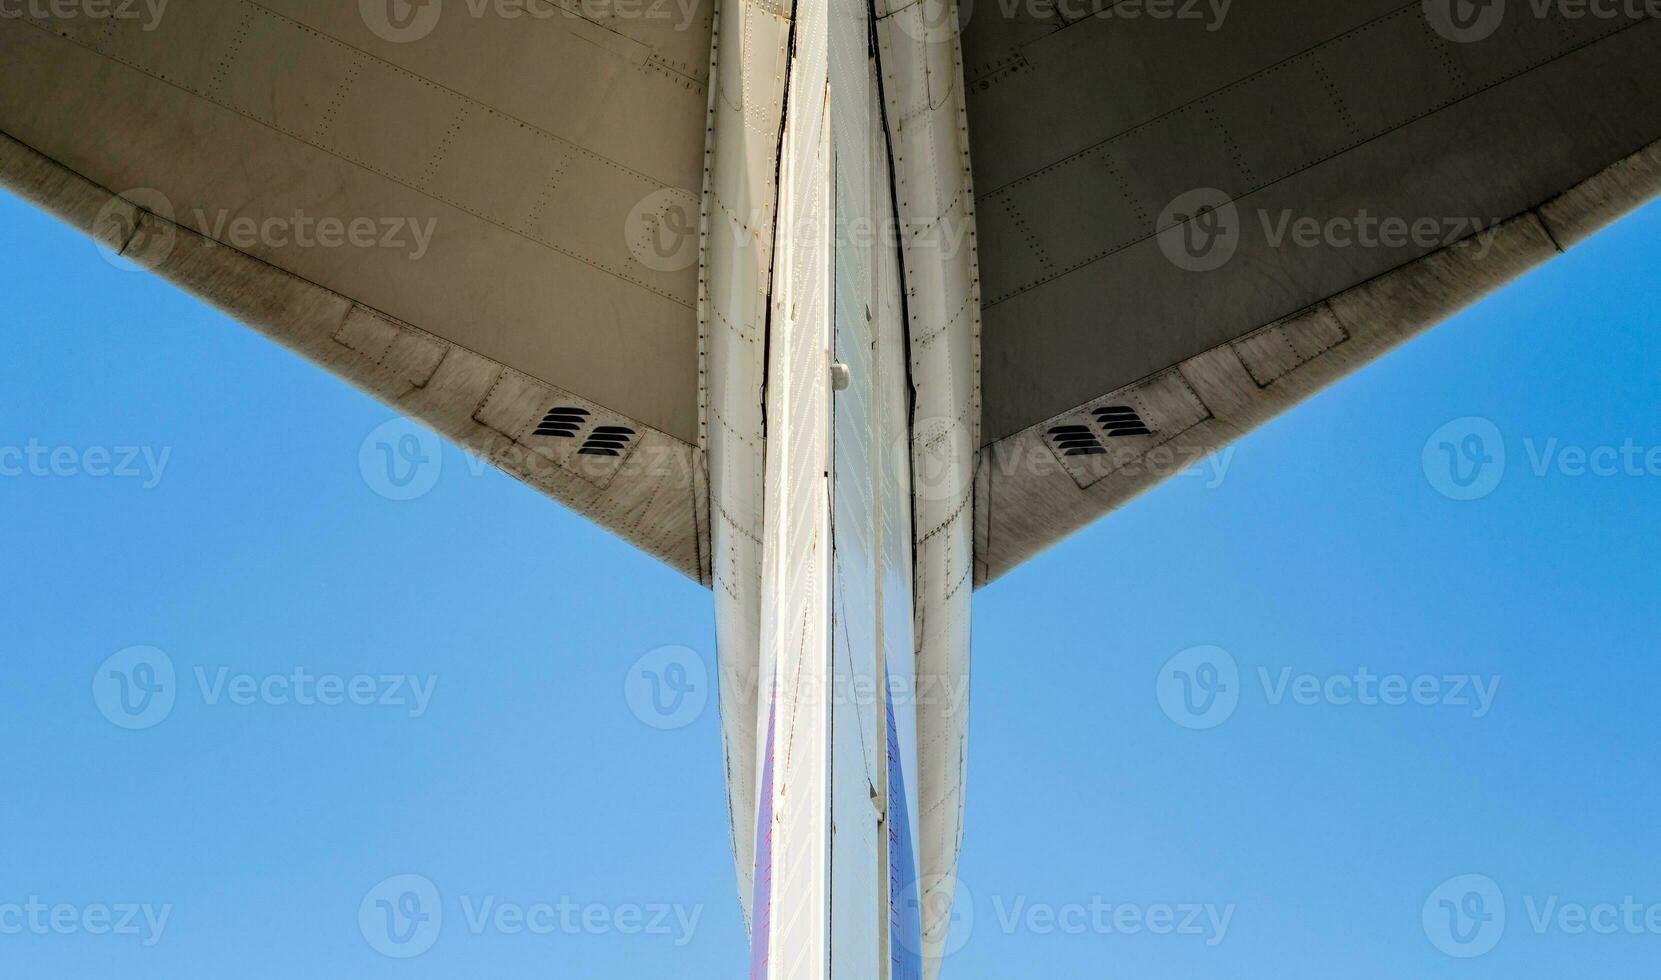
(2, 186), (1658, 979)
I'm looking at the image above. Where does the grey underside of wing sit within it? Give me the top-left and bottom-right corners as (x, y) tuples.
(967, 2), (1661, 586)
(0, 0), (713, 583)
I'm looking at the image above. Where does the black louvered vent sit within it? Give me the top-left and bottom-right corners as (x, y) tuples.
(1093, 405), (1152, 437)
(534, 407), (590, 438)
(1047, 424), (1104, 456)
(580, 425), (636, 457)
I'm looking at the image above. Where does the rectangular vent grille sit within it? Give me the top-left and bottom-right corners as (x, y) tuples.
(1092, 405), (1152, 437)
(534, 407), (589, 437)
(531, 405), (637, 456)
(1047, 424), (1105, 456)
(579, 425), (636, 456)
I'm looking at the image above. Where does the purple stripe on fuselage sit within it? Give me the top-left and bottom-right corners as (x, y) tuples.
(887, 685), (922, 980)
(748, 692), (778, 979)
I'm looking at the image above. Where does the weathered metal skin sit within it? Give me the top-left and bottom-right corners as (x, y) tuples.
(700, 0), (795, 928)
(705, 0), (979, 969)
(871, 0), (982, 972)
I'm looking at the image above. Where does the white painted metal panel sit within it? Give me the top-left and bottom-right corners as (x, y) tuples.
(828, 0), (917, 971)
(757, 0), (834, 969)
(873, 2), (981, 974)
(704, 0), (795, 922)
